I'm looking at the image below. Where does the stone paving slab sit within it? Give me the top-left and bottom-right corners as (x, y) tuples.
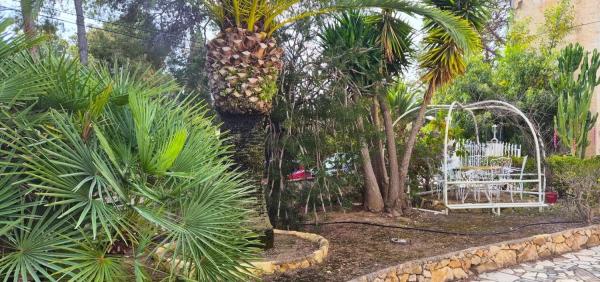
(472, 246), (600, 282)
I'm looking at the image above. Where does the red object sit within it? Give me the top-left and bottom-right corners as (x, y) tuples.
(287, 166), (314, 181)
(545, 191), (558, 204)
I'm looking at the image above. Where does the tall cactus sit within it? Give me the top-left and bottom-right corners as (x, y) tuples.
(552, 43), (600, 158)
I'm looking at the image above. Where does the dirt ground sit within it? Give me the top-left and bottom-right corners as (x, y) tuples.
(263, 204), (584, 282)
(262, 233), (319, 261)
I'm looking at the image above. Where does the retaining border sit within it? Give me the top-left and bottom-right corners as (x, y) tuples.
(249, 229), (330, 275)
(349, 224), (600, 282)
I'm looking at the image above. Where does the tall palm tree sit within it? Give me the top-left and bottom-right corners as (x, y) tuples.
(202, 0), (481, 236)
(396, 0), (489, 211)
(320, 10), (397, 212)
(319, 10), (413, 212)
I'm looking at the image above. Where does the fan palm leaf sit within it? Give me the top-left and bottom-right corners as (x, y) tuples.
(0, 207), (80, 282)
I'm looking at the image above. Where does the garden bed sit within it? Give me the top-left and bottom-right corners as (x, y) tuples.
(262, 232), (319, 262)
(263, 204), (583, 281)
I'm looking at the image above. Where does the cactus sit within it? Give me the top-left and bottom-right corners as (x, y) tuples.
(553, 43), (600, 158)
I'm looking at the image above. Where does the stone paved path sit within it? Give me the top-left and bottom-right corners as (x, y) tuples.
(472, 246), (600, 282)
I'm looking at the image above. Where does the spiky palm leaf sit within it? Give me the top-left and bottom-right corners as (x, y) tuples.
(420, 0), (488, 87)
(320, 11), (385, 86)
(387, 81), (421, 123)
(59, 238), (128, 282)
(0, 90), (260, 279)
(0, 167), (32, 236)
(0, 18), (47, 104)
(0, 207), (80, 282)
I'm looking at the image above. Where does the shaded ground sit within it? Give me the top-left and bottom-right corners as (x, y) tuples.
(261, 233), (319, 262)
(263, 204), (583, 282)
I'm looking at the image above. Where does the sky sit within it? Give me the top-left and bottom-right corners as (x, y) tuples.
(0, 0), (424, 80)
(0, 0), (104, 41)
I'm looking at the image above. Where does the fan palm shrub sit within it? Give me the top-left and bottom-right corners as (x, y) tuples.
(0, 19), (259, 281)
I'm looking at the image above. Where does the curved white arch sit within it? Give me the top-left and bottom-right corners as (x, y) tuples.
(443, 100), (544, 208)
(402, 100), (546, 211)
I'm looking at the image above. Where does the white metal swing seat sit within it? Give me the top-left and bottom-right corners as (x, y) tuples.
(404, 100), (548, 212)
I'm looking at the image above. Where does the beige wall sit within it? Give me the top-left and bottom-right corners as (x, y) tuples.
(513, 0), (600, 156)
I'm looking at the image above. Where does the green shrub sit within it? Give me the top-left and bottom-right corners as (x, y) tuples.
(510, 156), (536, 172)
(547, 155), (600, 194)
(0, 22), (258, 281)
(547, 155), (600, 223)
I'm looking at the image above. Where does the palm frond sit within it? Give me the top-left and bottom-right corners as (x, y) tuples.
(0, 206), (80, 282)
(332, 0), (481, 53)
(0, 166), (33, 236)
(58, 238), (128, 282)
(0, 18), (47, 104)
(7, 111), (131, 241)
(387, 80), (421, 119)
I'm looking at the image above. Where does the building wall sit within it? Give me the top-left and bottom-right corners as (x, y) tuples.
(512, 0), (600, 156)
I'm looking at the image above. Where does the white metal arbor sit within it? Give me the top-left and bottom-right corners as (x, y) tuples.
(405, 100), (547, 214)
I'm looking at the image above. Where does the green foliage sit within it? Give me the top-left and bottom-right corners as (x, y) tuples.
(552, 43), (600, 158)
(419, 0), (486, 88)
(386, 80), (421, 120)
(87, 21), (170, 70)
(0, 27), (259, 281)
(203, 0), (483, 53)
(0, 207), (81, 282)
(539, 0), (575, 50)
(408, 111), (463, 189)
(510, 156), (535, 172)
(438, 0), (575, 154)
(547, 155), (600, 223)
(320, 11), (388, 86)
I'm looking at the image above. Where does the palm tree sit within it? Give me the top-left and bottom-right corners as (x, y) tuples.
(0, 23), (259, 280)
(320, 10), (396, 212)
(202, 0), (481, 227)
(396, 0), (489, 211)
(319, 10), (413, 211)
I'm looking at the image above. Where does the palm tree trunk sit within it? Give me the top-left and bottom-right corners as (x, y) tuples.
(397, 85), (435, 211)
(20, 0), (38, 54)
(357, 116), (384, 212)
(378, 94), (401, 213)
(74, 0), (88, 65)
(218, 112), (274, 249)
(370, 99), (389, 200)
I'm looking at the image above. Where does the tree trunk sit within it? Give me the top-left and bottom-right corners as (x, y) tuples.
(370, 99), (389, 200)
(20, 0), (37, 54)
(397, 85), (435, 211)
(378, 94), (401, 213)
(74, 0), (88, 65)
(217, 112), (274, 249)
(357, 116), (384, 212)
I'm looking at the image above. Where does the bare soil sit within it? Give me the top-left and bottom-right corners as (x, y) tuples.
(262, 233), (319, 262)
(263, 204), (583, 282)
